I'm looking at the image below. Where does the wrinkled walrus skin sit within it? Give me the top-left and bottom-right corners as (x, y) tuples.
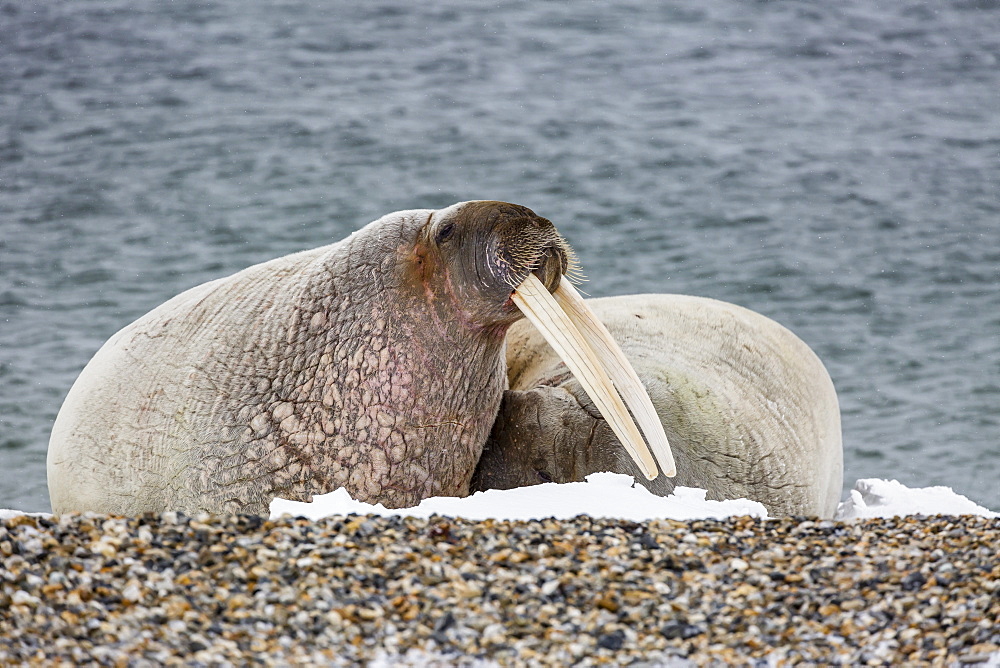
(471, 295), (844, 518)
(48, 202), (576, 515)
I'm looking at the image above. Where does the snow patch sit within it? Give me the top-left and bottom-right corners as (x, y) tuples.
(271, 472), (769, 522)
(835, 478), (998, 521)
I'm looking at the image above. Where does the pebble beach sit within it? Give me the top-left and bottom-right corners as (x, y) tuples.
(2, 512), (998, 666)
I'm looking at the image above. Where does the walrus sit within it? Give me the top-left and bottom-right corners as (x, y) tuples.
(47, 201), (674, 515)
(471, 291), (843, 518)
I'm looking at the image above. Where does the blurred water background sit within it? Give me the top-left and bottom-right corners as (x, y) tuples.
(2, 1), (998, 513)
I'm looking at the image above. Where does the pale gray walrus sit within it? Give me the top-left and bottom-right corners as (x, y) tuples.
(48, 201), (675, 515)
(471, 292), (843, 518)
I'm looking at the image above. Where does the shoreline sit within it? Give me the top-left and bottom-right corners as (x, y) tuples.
(3, 512), (998, 665)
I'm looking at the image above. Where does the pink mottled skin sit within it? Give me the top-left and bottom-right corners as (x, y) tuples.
(48, 202), (570, 515)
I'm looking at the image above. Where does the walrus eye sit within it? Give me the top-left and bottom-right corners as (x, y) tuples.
(435, 222), (456, 244)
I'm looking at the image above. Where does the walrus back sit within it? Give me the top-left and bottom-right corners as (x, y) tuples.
(494, 293), (843, 518)
(47, 246), (331, 515)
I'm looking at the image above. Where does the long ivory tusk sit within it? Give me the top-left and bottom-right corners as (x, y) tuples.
(553, 280), (676, 477)
(511, 273), (659, 480)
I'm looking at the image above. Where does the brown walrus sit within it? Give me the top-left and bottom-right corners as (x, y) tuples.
(471, 293), (843, 518)
(48, 202), (674, 515)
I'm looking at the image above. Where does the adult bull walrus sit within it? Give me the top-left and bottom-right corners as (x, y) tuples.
(471, 292), (843, 518)
(48, 201), (675, 515)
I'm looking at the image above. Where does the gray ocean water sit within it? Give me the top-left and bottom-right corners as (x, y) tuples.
(2, 1), (998, 513)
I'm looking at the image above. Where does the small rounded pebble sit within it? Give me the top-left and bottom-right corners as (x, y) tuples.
(1, 512), (998, 664)
(597, 629), (625, 650)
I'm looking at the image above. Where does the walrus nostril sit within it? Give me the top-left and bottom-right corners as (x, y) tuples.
(531, 246), (565, 294)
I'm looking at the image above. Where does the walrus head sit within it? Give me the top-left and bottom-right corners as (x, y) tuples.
(415, 201), (676, 481)
(414, 201), (572, 328)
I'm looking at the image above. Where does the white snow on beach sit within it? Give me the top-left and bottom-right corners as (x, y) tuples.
(835, 478), (998, 520)
(269, 472), (998, 522)
(270, 472), (769, 522)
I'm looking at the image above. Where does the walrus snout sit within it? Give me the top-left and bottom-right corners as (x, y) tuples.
(478, 203), (573, 292)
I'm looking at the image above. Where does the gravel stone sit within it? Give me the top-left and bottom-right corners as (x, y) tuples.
(1, 512), (998, 665)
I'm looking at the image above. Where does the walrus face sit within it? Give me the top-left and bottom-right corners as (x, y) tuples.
(421, 201), (677, 481)
(423, 201), (572, 328)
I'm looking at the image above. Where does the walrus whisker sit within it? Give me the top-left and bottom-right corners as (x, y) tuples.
(511, 273), (661, 480)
